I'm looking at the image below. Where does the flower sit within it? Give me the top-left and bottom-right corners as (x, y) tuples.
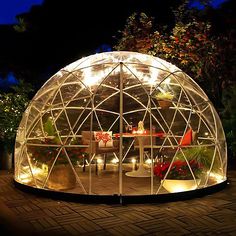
(154, 160), (202, 180)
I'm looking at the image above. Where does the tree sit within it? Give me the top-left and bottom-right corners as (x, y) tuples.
(114, 12), (155, 54)
(114, 1), (235, 107)
(0, 80), (33, 152)
(114, 0), (236, 159)
(221, 85), (236, 160)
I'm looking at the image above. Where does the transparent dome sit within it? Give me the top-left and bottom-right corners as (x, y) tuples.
(14, 51), (227, 196)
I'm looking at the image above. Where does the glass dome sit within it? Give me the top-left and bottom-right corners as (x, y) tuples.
(14, 51), (227, 197)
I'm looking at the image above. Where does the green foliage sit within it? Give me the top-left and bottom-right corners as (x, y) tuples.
(0, 80), (33, 151)
(175, 146), (220, 172)
(221, 85), (236, 158)
(29, 118), (87, 165)
(30, 142), (87, 166)
(114, 1), (235, 107)
(43, 117), (60, 144)
(153, 20), (216, 80)
(154, 145), (221, 180)
(114, 12), (154, 53)
(155, 91), (174, 100)
(13, 17), (28, 33)
(43, 118), (56, 136)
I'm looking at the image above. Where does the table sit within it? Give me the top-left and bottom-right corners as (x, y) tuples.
(126, 134), (151, 177)
(114, 132), (164, 177)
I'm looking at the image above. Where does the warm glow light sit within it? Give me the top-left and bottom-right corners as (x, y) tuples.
(145, 159), (152, 165)
(15, 51), (227, 196)
(162, 179), (200, 193)
(208, 172), (225, 183)
(56, 71), (63, 77)
(19, 165), (48, 184)
(168, 185), (188, 193)
(122, 56), (161, 85)
(164, 77), (171, 84)
(135, 130), (146, 134)
(42, 164), (48, 173)
(97, 158), (103, 164)
(19, 173), (31, 183)
(82, 67), (113, 87)
(111, 158), (119, 164)
(32, 167), (43, 175)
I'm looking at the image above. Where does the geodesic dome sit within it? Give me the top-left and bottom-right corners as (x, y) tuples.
(14, 51), (227, 198)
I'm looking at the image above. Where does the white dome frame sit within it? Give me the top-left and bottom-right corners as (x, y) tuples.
(14, 51), (227, 198)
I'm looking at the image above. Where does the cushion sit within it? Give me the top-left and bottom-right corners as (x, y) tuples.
(94, 131), (113, 148)
(179, 128), (192, 146)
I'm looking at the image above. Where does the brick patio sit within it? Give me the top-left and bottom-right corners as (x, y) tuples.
(0, 168), (236, 236)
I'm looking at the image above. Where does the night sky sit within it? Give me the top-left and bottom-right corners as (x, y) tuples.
(0, 0), (229, 24)
(0, 0), (232, 89)
(0, 0), (43, 24)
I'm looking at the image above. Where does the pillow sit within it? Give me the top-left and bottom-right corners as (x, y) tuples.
(94, 131), (113, 148)
(179, 128), (192, 146)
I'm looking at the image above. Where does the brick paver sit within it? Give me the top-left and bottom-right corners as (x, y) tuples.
(0, 169), (236, 235)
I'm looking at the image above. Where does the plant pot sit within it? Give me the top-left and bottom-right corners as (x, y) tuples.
(161, 179), (201, 193)
(46, 164), (76, 190)
(158, 100), (172, 109)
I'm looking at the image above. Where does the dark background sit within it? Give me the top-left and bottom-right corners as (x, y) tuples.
(0, 0), (233, 89)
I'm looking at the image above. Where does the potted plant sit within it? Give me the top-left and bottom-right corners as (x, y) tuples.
(155, 91), (174, 109)
(28, 118), (87, 190)
(154, 146), (221, 193)
(154, 160), (202, 192)
(175, 146), (221, 173)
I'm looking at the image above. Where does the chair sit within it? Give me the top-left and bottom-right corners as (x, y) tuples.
(163, 128), (198, 160)
(178, 128), (198, 146)
(81, 131), (119, 171)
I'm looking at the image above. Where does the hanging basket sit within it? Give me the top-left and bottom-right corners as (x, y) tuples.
(158, 100), (172, 109)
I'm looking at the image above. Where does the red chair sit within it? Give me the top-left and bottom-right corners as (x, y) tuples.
(163, 128), (198, 160)
(179, 128), (194, 146)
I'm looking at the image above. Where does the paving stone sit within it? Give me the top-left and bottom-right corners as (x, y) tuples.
(0, 169), (236, 235)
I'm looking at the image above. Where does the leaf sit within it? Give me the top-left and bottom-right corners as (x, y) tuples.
(176, 146), (220, 172)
